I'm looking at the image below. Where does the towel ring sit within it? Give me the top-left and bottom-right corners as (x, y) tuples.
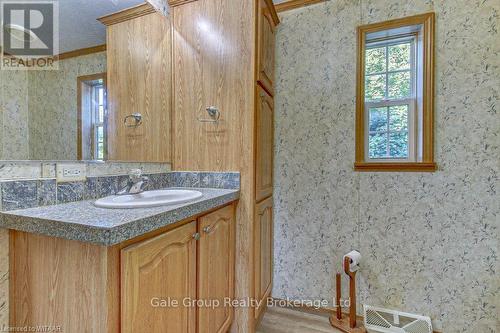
(124, 113), (143, 127)
(198, 106), (220, 123)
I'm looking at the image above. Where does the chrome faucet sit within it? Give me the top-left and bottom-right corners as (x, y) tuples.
(117, 169), (150, 195)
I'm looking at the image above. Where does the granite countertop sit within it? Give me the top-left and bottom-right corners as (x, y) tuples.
(0, 187), (239, 246)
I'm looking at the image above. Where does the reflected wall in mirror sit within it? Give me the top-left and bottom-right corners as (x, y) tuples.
(0, 0), (167, 161)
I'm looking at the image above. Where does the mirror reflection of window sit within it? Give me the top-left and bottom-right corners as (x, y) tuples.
(78, 73), (107, 160)
(93, 84), (106, 160)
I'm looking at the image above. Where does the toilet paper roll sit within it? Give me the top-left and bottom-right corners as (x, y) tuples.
(343, 250), (361, 272)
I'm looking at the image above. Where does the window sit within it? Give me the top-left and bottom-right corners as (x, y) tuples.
(78, 73), (107, 160)
(355, 13), (436, 172)
(92, 83), (106, 160)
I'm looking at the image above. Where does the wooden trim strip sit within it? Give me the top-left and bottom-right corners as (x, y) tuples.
(2, 44), (106, 62)
(263, 0), (280, 26)
(57, 44), (106, 61)
(275, 0), (326, 13)
(354, 162), (437, 172)
(168, 0), (198, 7)
(97, 3), (156, 26)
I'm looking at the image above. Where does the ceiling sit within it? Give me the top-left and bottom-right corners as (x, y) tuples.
(58, 0), (144, 53)
(3, 0), (286, 55)
(0, 0), (145, 54)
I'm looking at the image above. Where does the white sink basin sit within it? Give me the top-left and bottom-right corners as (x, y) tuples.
(94, 189), (203, 209)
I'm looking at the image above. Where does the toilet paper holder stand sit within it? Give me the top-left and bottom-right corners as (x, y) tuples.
(329, 256), (367, 333)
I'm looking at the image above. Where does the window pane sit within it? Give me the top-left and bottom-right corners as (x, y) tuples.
(369, 132), (388, 158)
(365, 74), (386, 100)
(389, 131), (408, 158)
(98, 87), (104, 104)
(369, 107), (388, 132)
(98, 106), (104, 122)
(366, 47), (386, 74)
(97, 142), (104, 160)
(97, 126), (104, 142)
(388, 43), (411, 71)
(389, 105), (408, 131)
(388, 71), (411, 99)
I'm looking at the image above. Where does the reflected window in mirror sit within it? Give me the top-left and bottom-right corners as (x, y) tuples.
(78, 73), (107, 160)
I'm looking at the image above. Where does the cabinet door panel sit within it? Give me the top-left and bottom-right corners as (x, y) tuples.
(257, 0), (276, 95)
(121, 222), (197, 333)
(256, 87), (274, 201)
(198, 205), (235, 333)
(172, 0), (254, 171)
(106, 12), (171, 162)
(254, 197), (273, 320)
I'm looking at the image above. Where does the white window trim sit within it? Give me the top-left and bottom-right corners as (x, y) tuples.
(364, 35), (418, 162)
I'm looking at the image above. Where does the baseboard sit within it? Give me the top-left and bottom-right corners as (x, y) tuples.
(269, 297), (442, 333)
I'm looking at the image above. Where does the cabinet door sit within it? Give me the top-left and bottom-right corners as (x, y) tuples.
(121, 222), (197, 333)
(106, 12), (172, 162)
(198, 205), (235, 333)
(256, 87), (274, 201)
(254, 197), (273, 320)
(257, 0), (276, 95)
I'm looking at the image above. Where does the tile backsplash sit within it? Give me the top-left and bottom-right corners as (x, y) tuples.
(0, 171), (240, 211)
(0, 180), (57, 211)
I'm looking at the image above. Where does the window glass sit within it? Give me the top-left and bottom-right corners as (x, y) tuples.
(366, 47), (385, 73)
(365, 38), (414, 160)
(388, 71), (411, 99)
(388, 43), (411, 71)
(92, 83), (105, 160)
(365, 74), (386, 101)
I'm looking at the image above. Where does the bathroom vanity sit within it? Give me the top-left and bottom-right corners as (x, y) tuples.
(0, 0), (279, 330)
(4, 187), (238, 333)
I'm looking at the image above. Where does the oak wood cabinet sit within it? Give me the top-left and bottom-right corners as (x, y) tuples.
(121, 205), (235, 333)
(255, 86), (274, 202)
(198, 206), (236, 333)
(100, 4), (172, 162)
(257, 0), (276, 96)
(254, 196), (274, 321)
(121, 221), (197, 333)
(254, 0), (277, 326)
(170, 0), (279, 330)
(10, 204), (236, 333)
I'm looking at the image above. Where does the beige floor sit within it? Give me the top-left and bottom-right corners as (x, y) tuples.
(256, 306), (343, 333)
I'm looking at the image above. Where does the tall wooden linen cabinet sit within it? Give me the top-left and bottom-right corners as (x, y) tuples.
(102, 0), (278, 331)
(172, 0), (278, 331)
(100, 4), (172, 162)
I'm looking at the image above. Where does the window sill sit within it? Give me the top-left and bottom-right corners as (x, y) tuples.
(354, 162), (437, 172)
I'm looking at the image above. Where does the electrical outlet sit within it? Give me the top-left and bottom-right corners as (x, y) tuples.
(56, 163), (87, 182)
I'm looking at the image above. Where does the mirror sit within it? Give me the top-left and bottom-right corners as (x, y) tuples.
(0, 0), (146, 161)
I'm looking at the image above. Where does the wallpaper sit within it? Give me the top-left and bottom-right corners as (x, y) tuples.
(0, 70), (29, 160)
(146, 0), (170, 16)
(28, 52), (107, 160)
(273, 1), (499, 332)
(0, 52), (106, 161)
